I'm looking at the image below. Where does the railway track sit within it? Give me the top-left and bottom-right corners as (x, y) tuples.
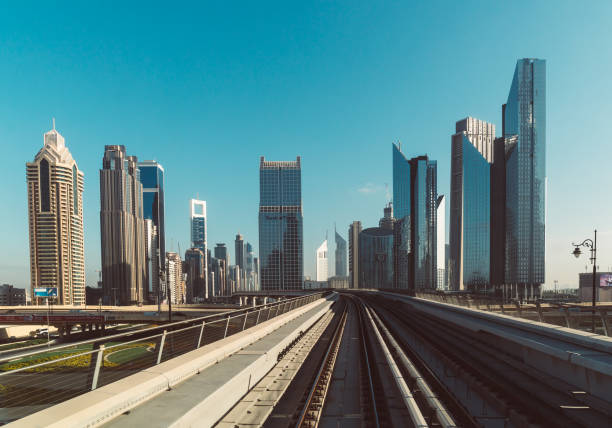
(365, 294), (612, 428)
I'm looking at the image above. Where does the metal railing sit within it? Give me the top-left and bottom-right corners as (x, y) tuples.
(414, 291), (611, 336)
(0, 293), (323, 424)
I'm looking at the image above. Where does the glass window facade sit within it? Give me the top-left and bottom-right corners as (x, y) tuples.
(259, 157), (303, 290)
(504, 59), (546, 286)
(358, 227), (394, 289)
(39, 158), (50, 212)
(139, 162), (165, 264)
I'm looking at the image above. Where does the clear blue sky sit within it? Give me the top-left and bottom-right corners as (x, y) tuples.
(1, 1), (611, 290)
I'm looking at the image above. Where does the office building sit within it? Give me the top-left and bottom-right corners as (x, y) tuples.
(358, 207), (394, 289)
(27, 123), (85, 305)
(190, 199), (208, 296)
(258, 157), (303, 290)
(579, 273), (612, 303)
(166, 252), (183, 304)
(436, 195), (446, 290)
(139, 160), (165, 296)
(100, 145), (147, 305)
(316, 239), (328, 281)
(348, 221), (362, 289)
(185, 248), (206, 301)
(334, 227), (347, 277)
(503, 59), (546, 297)
(449, 118), (494, 291)
(490, 135), (507, 288)
(0, 284), (26, 306)
(144, 219), (160, 302)
(392, 143), (438, 291)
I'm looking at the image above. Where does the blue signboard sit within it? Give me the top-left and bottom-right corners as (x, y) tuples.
(34, 287), (58, 297)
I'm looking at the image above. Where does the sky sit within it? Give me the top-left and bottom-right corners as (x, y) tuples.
(1, 1), (611, 290)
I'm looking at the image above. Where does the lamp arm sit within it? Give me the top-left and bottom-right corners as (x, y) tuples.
(572, 238), (594, 248)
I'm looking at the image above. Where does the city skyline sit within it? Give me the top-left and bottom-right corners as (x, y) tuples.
(2, 3), (612, 290)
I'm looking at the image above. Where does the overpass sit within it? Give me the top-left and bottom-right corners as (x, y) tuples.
(1, 290), (611, 427)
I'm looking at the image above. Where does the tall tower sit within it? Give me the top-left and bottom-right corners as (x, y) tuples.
(258, 156), (303, 290)
(392, 143), (438, 291)
(503, 59), (546, 296)
(348, 221), (362, 289)
(26, 122), (85, 305)
(436, 195), (446, 290)
(234, 233), (245, 290)
(190, 199), (208, 295)
(449, 117), (495, 291)
(100, 145), (146, 305)
(334, 226), (347, 277)
(138, 160), (165, 300)
(316, 239), (328, 282)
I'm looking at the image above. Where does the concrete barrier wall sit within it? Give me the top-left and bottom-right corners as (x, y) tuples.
(7, 295), (335, 428)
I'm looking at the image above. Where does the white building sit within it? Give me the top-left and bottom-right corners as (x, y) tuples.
(436, 195), (446, 290)
(316, 239), (328, 282)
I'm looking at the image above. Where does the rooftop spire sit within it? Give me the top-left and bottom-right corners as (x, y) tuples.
(52, 117), (55, 130)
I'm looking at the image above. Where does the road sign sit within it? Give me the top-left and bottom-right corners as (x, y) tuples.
(34, 287), (58, 297)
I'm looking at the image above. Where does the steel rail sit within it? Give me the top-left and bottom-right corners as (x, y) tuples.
(295, 307), (347, 427)
(362, 304), (429, 428)
(368, 304), (456, 428)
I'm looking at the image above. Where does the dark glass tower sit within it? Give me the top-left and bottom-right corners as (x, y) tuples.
(138, 161), (165, 268)
(392, 143), (438, 291)
(258, 156), (303, 290)
(504, 59), (546, 292)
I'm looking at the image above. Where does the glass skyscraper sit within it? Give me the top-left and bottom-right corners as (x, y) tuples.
(504, 59), (546, 290)
(138, 161), (165, 269)
(334, 227), (347, 277)
(258, 156), (303, 290)
(392, 143), (438, 291)
(449, 118), (494, 291)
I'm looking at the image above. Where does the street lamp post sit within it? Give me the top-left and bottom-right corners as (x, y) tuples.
(572, 229), (597, 333)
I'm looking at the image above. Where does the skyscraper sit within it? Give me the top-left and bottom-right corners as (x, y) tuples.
(392, 143), (438, 291)
(348, 221), (362, 289)
(166, 252), (183, 304)
(138, 160), (165, 294)
(503, 58), (546, 296)
(190, 199), (208, 295)
(26, 122), (85, 305)
(449, 117), (495, 291)
(334, 227), (347, 277)
(185, 248), (206, 301)
(258, 157), (303, 290)
(234, 233), (246, 290)
(436, 195), (446, 290)
(144, 219), (159, 302)
(100, 145), (147, 305)
(316, 239), (328, 282)
(358, 207), (394, 289)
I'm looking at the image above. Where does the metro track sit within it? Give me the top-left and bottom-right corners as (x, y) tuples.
(364, 294), (612, 428)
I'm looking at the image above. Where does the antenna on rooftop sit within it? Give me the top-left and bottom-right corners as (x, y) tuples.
(52, 118), (56, 130)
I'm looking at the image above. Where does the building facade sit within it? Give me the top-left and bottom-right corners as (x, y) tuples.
(503, 59), (546, 295)
(334, 227), (347, 277)
(348, 221), (362, 289)
(139, 160), (165, 297)
(358, 227), (394, 289)
(0, 284), (27, 306)
(392, 143), (438, 291)
(144, 219), (159, 302)
(27, 124), (85, 305)
(100, 145), (147, 305)
(449, 118), (494, 291)
(185, 248), (206, 301)
(316, 239), (328, 282)
(258, 157), (303, 290)
(190, 199), (208, 296)
(436, 195), (446, 290)
(166, 252), (183, 304)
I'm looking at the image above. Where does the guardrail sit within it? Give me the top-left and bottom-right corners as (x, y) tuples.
(414, 291), (611, 336)
(0, 293), (324, 424)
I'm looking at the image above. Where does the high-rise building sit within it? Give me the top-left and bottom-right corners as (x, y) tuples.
(190, 199), (208, 295)
(258, 157), (303, 290)
(100, 145), (146, 305)
(185, 248), (206, 301)
(449, 118), (494, 291)
(144, 219), (159, 302)
(503, 59), (546, 296)
(334, 226), (347, 277)
(490, 135), (508, 288)
(138, 160), (165, 290)
(358, 207), (394, 289)
(26, 123), (85, 305)
(166, 252), (183, 304)
(316, 239), (328, 282)
(234, 234), (246, 290)
(436, 195), (446, 290)
(392, 143), (438, 291)
(348, 221), (362, 289)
